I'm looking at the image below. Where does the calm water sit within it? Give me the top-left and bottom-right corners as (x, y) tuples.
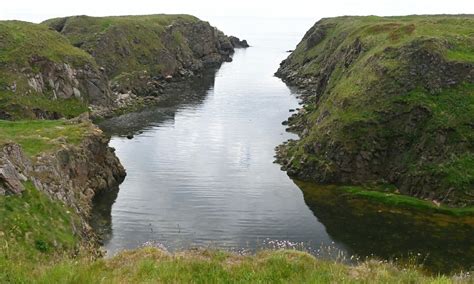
(96, 18), (473, 273)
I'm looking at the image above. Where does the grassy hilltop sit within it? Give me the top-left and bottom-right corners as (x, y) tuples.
(276, 15), (474, 207)
(43, 15), (202, 78)
(43, 15), (236, 97)
(0, 21), (96, 119)
(0, 15), (237, 120)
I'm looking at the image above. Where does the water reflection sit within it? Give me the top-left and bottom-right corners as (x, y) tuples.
(90, 187), (119, 244)
(91, 17), (474, 274)
(95, 42), (337, 257)
(295, 180), (474, 273)
(99, 68), (218, 137)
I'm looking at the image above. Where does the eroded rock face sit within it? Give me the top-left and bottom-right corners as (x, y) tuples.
(26, 56), (113, 107)
(275, 16), (474, 206)
(0, 144), (30, 195)
(43, 15), (248, 106)
(0, 123), (126, 237)
(31, 129), (126, 218)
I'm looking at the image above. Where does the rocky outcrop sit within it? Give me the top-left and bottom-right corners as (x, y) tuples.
(1, 16), (248, 120)
(0, 119), (125, 237)
(229, 36), (250, 48)
(0, 21), (114, 120)
(0, 144), (29, 195)
(276, 16), (474, 206)
(26, 58), (113, 106)
(40, 15), (248, 118)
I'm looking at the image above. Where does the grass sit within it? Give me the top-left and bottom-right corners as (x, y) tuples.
(0, 20), (98, 118)
(0, 119), (91, 157)
(0, 20), (93, 67)
(42, 14), (201, 79)
(278, 15), (474, 205)
(2, 247), (471, 283)
(0, 182), (81, 283)
(0, 91), (89, 120)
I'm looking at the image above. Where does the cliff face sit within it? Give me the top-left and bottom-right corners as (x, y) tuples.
(276, 16), (474, 206)
(0, 15), (247, 119)
(0, 21), (113, 120)
(0, 119), (125, 238)
(43, 15), (245, 103)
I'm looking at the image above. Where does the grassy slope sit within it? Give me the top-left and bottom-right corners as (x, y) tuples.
(0, 120), (92, 157)
(278, 15), (474, 205)
(43, 15), (201, 79)
(0, 182), (82, 283)
(2, 247), (471, 283)
(0, 21), (92, 67)
(0, 21), (94, 119)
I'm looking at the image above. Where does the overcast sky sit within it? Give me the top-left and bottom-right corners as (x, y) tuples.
(1, 0), (473, 23)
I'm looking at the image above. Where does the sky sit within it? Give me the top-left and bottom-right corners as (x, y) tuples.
(1, 0), (473, 23)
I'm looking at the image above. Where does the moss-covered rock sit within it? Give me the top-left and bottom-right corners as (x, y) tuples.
(0, 15), (245, 120)
(276, 15), (474, 206)
(43, 15), (239, 98)
(0, 21), (113, 119)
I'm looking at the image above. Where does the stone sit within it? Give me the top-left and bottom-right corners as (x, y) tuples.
(73, 87), (81, 98)
(229, 36), (250, 48)
(0, 144), (30, 195)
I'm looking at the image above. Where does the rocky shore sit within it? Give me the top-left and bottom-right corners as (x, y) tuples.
(0, 15), (248, 120)
(44, 15), (249, 119)
(275, 15), (474, 206)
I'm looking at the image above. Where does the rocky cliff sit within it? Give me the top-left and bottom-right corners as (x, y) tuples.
(0, 15), (247, 119)
(43, 15), (247, 115)
(276, 15), (474, 206)
(0, 21), (112, 120)
(0, 118), (125, 240)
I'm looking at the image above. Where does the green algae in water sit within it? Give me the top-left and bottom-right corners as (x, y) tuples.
(294, 180), (474, 274)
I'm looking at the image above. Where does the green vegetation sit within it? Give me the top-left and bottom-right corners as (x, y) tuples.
(0, 21), (93, 67)
(340, 185), (474, 216)
(2, 246), (472, 283)
(0, 20), (101, 119)
(43, 14), (198, 49)
(43, 14), (202, 79)
(0, 20), (96, 91)
(0, 120), (91, 157)
(277, 15), (474, 205)
(0, 182), (81, 283)
(0, 91), (89, 120)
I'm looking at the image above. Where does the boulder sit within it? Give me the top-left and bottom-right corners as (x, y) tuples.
(229, 36), (250, 48)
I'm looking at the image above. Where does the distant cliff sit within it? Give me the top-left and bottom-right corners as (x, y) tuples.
(43, 15), (247, 116)
(276, 15), (474, 206)
(0, 21), (112, 120)
(0, 15), (247, 119)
